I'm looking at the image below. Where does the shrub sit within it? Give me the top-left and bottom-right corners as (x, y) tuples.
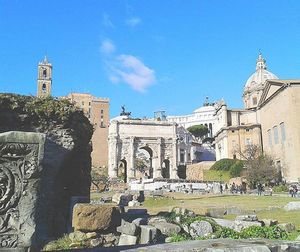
(214, 227), (240, 239)
(211, 159), (236, 171)
(240, 226), (288, 240)
(273, 184), (288, 193)
(229, 160), (244, 177)
(168, 233), (190, 242)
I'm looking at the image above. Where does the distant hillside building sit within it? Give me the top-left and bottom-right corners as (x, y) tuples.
(66, 93), (110, 169)
(37, 56), (52, 98)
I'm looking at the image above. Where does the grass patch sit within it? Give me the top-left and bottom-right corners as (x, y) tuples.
(203, 170), (231, 182)
(42, 235), (73, 251)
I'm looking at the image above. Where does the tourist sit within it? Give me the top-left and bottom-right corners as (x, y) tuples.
(220, 184), (223, 194)
(293, 185), (298, 197)
(269, 187), (273, 196)
(289, 185), (294, 197)
(257, 183), (262, 196)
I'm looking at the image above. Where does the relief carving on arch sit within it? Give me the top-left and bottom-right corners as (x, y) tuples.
(0, 143), (39, 248)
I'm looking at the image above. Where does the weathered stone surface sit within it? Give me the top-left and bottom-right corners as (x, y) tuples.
(0, 131), (92, 251)
(118, 234), (137, 246)
(189, 221), (213, 238)
(261, 219), (278, 227)
(86, 232), (98, 239)
(117, 220), (139, 236)
(0, 132), (46, 250)
(132, 217), (148, 226)
(212, 218), (234, 228)
(232, 220), (262, 232)
(148, 216), (167, 225)
(172, 207), (196, 217)
(284, 201), (300, 211)
(72, 203), (121, 232)
(152, 222), (181, 236)
(235, 214), (258, 222)
(90, 237), (103, 247)
(128, 200), (141, 207)
(123, 238), (300, 251)
(140, 225), (158, 244)
(112, 193), (133, 206)
(277, 223), (295, 233)
(102, 233), (119, 245)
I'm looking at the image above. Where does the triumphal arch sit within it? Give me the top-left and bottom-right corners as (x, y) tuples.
(108, 117), (179, 181)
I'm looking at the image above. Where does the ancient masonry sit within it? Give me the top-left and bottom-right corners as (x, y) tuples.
(0, 132), (45, 250)
(108, 118), (179, 181)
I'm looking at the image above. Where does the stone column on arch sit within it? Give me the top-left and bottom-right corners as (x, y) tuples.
(108, 136), (118, 178)
(127, 136), (135, 180)
(171, 138), (178, 179)
(154, 137), (162, 178)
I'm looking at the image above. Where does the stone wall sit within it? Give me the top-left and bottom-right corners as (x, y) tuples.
(186, 161), (215, 180)
(0, 94), (93, 250)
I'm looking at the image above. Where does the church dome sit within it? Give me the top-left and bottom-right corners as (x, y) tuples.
(244, 53), (278, 92)
(193, 105), (215, 113)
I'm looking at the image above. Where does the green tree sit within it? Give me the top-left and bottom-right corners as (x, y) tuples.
(135, 158), (147, 173)
(187, 125), (209, 140)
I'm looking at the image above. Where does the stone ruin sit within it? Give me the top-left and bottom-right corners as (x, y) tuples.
(0, 94), (93, 251)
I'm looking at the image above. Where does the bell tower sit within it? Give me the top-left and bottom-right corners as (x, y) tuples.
(37, 56), (52, 98)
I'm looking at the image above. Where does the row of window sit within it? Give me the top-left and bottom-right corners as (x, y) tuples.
(267, 122), (286, 146)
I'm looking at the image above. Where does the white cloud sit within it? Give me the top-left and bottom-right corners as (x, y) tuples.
(111, 54), (156, 92)
(126, 17), (141, 27)
(102, 13), (114, 28)
(100, 39), (115, 54)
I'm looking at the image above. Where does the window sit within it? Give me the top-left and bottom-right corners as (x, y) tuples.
(273, 125), (279, 144)
(82, 101), (84, 106)
(231, 130), (235, 133)
(246, 129), (250, 132)
(101, 115), (103, 119)
(101, 109), (104, 114)
(42, 69), (47, 77)
(89, 102), (91, 106)
(42, 83), (46, 93)
(180, 149), (185, 163)
(100, 122), (104, 127)
(252, 97), (257, 106)
(267, 129), (272, 146)
(280, 122), (286, 142)
(245, 138), (251, 146)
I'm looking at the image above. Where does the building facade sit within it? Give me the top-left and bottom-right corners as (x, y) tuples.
(66, 93), (110, 169)
(214, 53), (300, 182)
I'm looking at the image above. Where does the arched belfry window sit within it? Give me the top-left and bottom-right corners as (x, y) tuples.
(42, 83), (47, 93)
(43, 68), (47, 78)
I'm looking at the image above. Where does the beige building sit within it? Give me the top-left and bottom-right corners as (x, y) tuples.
(67, 93), (110, 169)
(258, 80), (300, 181)
(214, 53), (300, 182)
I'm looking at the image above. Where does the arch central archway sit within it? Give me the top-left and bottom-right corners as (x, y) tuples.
(138, 146), (153, 178)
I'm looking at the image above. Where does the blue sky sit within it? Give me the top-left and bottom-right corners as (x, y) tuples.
(1, 0), (300, 118)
